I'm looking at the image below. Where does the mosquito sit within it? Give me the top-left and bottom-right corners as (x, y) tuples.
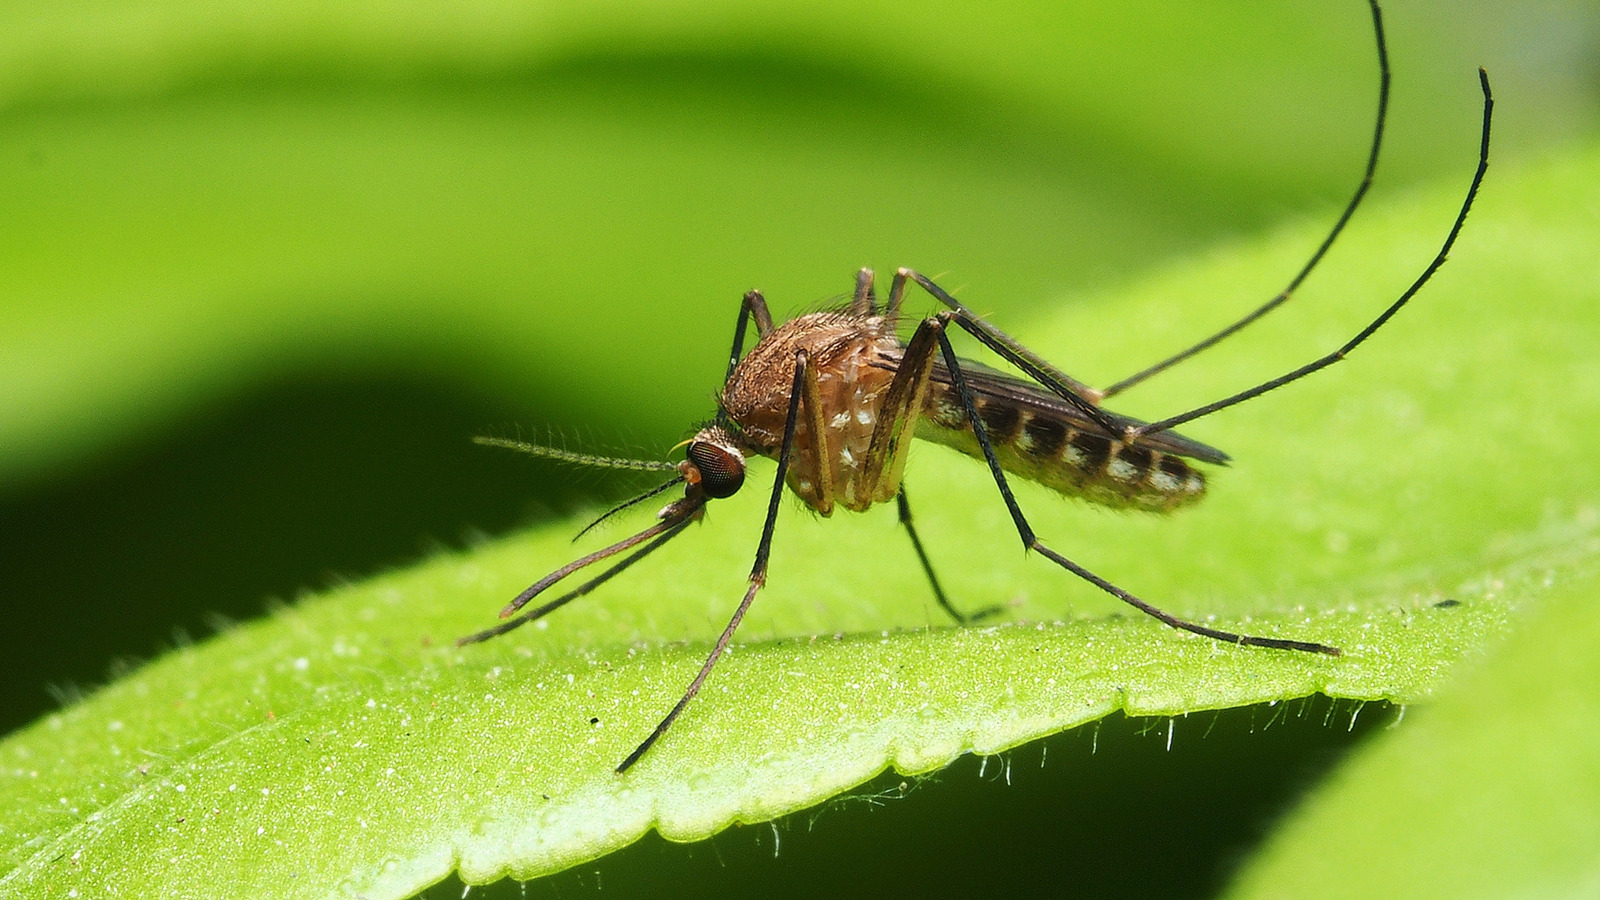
(462, 0), (1494, 774)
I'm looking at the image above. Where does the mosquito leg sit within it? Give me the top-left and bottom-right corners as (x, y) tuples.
(897, 487), (1003, 624)
(1100, 0), (1391, 400)
(616, 349), (812, 773)
(1129, 68), (1492, 443)
(800, 349), (835, 515)
(859, 304), (941, 505)
(893, 269), (1116, 437)
(885, 265), (908, 325)
(930, 313), (1341, 655)
(722, 290), (775, 388)
(858, 311), (999, 622)
(851, 267), (877, 315)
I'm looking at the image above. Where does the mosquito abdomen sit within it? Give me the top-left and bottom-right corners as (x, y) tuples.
(917, 383), (1207, 512)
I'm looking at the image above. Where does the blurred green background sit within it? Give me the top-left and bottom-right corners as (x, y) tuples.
(2, 1), (1597, 896)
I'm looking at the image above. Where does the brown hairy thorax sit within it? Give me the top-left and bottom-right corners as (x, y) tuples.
(718, 310), (902, 514)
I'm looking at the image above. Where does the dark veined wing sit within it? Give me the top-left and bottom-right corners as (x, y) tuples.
(924, 354), (1231, 465)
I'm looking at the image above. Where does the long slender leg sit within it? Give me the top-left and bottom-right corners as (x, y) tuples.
(859, 305), (941, 504)
(851, 267), (877, 315)
(929, 312), (1340, 655)
(1128, 69), (1492, 442)
(885, 265), (909, 325)
(1100, 0), (1390, 400)
(616, 349), (812, 773)
(891, 268), (1117, 437)
(799, 350), (835, 514)
(856, 311), (996, 622)
(899, 67), (1492, 450)
(897, 487), (1002, 624)
(721, 290), (775, 391)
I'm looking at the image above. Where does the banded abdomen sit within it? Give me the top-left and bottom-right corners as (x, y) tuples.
(915, 363), (1219, 512)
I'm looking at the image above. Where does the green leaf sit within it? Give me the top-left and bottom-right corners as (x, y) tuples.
(1224, 540), (1600, 900)
(6, 124), (1598, 897)
(1216, 152), (1600, 895)
(6, 2), (1600, 897)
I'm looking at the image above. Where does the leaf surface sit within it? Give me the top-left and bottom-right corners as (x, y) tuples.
(7, 136), (1598, 897)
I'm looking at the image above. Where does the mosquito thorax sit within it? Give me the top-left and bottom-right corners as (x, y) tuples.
(682, 430), (746, 499)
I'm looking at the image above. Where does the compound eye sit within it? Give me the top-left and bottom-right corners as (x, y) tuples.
(686, 441), (745, 499)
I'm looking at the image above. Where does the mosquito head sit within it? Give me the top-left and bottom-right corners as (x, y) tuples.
(681, 427), (746, 500)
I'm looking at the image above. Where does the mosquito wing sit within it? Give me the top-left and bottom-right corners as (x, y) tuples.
(918, 354), (1231, 465)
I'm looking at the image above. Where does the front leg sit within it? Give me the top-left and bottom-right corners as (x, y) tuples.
(616, 349), (812, 773)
